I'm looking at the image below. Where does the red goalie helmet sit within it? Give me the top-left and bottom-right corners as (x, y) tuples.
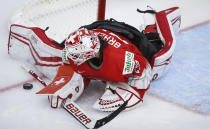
(65, 28), (100, 65)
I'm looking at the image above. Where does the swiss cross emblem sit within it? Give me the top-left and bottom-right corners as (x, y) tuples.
(54, 78), (65, 85)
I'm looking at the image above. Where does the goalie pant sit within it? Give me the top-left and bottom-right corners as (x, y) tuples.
(38, 29), (152, 112)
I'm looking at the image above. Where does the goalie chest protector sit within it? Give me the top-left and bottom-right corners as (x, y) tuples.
(67, 29), (149, 83)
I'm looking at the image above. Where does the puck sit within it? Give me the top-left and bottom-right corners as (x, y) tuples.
(23, 83), (33, 90)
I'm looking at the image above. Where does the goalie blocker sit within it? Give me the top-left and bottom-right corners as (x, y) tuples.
(8, 7), (181, 112)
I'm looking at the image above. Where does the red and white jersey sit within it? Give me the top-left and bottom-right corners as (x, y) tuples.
(64, 29), (152, 89)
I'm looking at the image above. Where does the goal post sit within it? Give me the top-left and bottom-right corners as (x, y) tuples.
(10, 0), (106, 42)
(98, 0), (106, 20)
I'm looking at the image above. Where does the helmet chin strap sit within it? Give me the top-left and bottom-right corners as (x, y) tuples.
(95, 51), (100, 58)
(87, 50), (103, 70)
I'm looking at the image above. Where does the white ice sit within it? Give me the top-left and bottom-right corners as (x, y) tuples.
(0, 0), (210, 129)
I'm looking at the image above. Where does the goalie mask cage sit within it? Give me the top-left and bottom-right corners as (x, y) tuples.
(10, 0), (106, 42)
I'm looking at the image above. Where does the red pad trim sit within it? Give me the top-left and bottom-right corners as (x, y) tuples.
(150, 7), (178, 67)
(9, 24), (63, 67)
(36, 65), (74, 94)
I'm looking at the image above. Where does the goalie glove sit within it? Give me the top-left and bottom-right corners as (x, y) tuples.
(37, 65), (86, 108)
(47, 73), (85, 108)
(93, 82), (144, 112)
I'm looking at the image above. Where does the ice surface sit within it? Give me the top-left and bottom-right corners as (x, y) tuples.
(0, 0), (210, 129)
(150, 23), (210, 114)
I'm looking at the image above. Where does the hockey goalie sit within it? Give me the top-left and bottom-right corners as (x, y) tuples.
(8, 7), (181, 112)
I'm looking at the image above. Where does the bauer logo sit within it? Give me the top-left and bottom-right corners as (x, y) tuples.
(65, 103), (92, 125)
(123, 51), (134, 75)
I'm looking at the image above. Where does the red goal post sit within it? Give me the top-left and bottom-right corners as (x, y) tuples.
(10, 0), (106, 42)
(98, 0), (106, 20)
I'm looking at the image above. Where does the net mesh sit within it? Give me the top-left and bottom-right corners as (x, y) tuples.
(11, 0), (101, 42)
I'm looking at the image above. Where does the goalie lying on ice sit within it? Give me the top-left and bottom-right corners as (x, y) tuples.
(8, 7), (181, 112)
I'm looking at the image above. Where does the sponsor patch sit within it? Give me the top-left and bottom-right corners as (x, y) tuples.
(62, 48), (70, 64)
(123, 51), (134, 75)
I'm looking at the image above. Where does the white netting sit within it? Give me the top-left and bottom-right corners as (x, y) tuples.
(10, 0), (102, 42)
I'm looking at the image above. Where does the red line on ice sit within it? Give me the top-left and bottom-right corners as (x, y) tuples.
(0, 78), (36, 93)
(147, 92), (210, 116)
(180, 19), (210, 32)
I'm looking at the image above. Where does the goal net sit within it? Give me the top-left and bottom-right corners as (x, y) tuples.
(10, 0), (106, 42)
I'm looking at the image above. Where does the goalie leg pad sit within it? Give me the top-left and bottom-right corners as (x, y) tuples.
(149, 7), (181, 80)
(8, 24), (63, 80)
